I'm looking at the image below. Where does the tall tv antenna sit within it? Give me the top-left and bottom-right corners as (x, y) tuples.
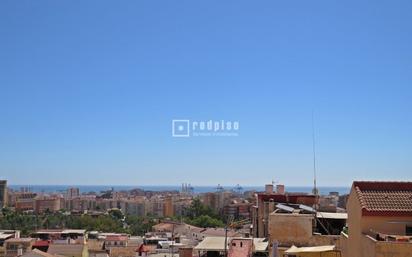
(311, 111), (330, 235)
(312, 110), (318, 198)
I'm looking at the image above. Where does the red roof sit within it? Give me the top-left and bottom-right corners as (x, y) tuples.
(258, 193), (316, 205)
(33, 240), (50, 247)
(258, 194), (287, 202)
(353, 181), (412, 216)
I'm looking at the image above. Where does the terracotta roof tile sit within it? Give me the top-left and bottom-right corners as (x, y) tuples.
(353, 181), (412, 216)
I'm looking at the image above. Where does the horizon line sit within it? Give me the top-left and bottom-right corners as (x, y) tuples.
(7, 183), (350, 188)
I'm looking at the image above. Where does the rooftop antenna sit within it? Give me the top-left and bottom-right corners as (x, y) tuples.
(312, 110), (318, 198)
(311, 112), (331, 235)
(312, 111), (319, 233)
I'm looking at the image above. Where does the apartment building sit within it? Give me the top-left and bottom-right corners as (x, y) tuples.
(173, 197), (192, 217)
(223, 200), (252, 220)
(267, 203), (346, 255)
(34, 197), (63, 214)
(202, 191), (234, 213)
(96, 199), (119, 211)
(14, 192), (37, 212)
(65, 195), (97, 212)
(0, 180), (7, 208)
(253, 184), (317, 238)
(66, 188), (80, 199)
(202, 192), (218, 211)
(120, 197), (147, 216)
(163, 196), (174, 217)
(147, 196), (164, 217)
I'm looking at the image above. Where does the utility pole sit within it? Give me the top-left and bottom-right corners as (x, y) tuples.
(224, 215), (233, 257)
(170, 223), (175, 257)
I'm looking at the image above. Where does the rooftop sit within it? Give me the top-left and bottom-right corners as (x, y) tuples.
(0, 234), (14, 240)
(5, 238), (34, 243)
(353, 181), (412, 216)
(153, 223), (175, 231)
(105, 235), (128, 241)
(62, 229), (86, 234)
(21, 249), (59, 257)
(108, 247), (137, 257)
(194, 237), (268, 252)
(35, 230), (63, 235)
(316, 212), (347, 220)
(200, 228), (239, 237)
(47, 244), (85, 257)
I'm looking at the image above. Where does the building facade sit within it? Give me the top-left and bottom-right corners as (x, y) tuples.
(340, 181), (412, 257)
(0, 180), (7, 208)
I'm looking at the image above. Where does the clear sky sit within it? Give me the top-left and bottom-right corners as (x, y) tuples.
(0, 1), (411, 187)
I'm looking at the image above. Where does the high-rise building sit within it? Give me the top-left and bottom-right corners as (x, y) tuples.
(0, 180), (7, 208)
(66, 187), (80, 199)
(163, 195), (174, 217)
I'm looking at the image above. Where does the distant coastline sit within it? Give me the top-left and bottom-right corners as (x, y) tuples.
(8, 185), (350, 195)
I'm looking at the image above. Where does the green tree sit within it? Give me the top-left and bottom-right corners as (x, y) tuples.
(181, 198), (224, 228)
(108, 209), (124, 220)
(186, 215), (224, 228)
(126, 215), (156, 235)
(185, 198), (219, 219)
(0, 211), (129, 236)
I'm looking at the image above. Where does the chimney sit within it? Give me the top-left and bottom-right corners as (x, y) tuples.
(276, 185), (285, 195)
(265, 184), (273, 194)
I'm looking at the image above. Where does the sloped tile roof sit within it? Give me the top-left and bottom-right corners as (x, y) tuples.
(353, 181), (412, 216)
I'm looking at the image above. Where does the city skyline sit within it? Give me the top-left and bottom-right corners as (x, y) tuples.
(1, 1), (412, 186)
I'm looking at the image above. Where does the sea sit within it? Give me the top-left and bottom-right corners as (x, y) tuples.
(8, 185), (350, 195)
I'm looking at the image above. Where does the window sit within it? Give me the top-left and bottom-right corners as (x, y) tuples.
(7, 244), (18, 250)
(240, 242), (243, 247)
(406, 225), (412, 236)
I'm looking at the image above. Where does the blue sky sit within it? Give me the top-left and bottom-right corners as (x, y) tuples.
(0, 1), (411, 187)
